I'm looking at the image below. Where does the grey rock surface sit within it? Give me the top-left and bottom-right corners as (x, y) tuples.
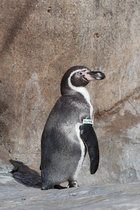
(0, 174), (140, 210)
(0, 0), (140, 186)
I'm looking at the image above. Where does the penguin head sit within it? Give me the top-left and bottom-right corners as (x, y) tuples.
(61, 66), (105, 95)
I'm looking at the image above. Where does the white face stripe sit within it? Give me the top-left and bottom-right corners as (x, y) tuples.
(68, 68), (88, 82)
(68, 69), (93, 118)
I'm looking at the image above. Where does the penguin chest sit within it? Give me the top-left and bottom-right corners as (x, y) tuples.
(73, 123), (85, 179)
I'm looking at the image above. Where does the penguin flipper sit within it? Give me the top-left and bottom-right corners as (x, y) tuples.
(80, 124), (99, 174)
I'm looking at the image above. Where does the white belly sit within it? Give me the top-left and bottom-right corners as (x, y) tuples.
(73, 123), (85, 180)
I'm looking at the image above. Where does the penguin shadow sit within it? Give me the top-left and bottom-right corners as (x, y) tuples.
(10, 159), (41, 188)
(9, 160), (67, 190)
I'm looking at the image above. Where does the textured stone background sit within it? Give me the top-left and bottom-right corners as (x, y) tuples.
(0, 0), (140, 185)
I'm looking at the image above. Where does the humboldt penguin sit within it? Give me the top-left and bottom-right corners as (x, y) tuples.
(40, 66), (105, 190)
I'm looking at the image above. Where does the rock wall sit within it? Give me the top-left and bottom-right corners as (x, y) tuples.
(0, 0), (140, 185)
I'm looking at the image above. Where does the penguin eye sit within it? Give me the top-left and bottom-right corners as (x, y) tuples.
(76, 72), (82, 76)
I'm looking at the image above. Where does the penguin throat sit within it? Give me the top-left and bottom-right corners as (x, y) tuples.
(68, 70), (93, 118)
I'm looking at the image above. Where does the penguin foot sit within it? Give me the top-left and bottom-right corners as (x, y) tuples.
(41, 186), (49, 190)
(41, 186), (51, 190)
(41, 184), (67, 190)
(41, 184), (54, 190)
(54, 185), (67, 189)
(68, 180), (78, 188)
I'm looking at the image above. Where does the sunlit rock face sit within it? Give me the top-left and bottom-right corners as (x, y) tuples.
(0, 0), (140, 184)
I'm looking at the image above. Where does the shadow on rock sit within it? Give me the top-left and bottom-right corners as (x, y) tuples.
(10, 159), (41, 188)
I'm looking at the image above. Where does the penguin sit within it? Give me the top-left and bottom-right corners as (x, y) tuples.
(40, 66), (105, 190)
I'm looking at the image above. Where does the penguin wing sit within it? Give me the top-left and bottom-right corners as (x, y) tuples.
(80, 124), (99, 174)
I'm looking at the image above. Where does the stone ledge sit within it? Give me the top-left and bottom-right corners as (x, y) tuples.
(0, 174), (140, 210)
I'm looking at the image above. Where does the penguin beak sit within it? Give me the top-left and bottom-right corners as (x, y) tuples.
(87, 71), (105, 80)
